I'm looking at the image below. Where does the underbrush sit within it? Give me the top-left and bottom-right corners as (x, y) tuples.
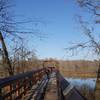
(76, 84), (95, 100)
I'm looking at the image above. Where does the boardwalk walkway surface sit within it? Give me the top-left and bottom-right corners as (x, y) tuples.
(23, 72), (58, 100)
(44, 72), (58, 100)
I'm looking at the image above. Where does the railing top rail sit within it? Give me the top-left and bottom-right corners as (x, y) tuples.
(0, 68), (44, 88)
(56, 71), (85, 100)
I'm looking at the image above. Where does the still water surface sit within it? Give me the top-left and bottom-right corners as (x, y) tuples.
(65, 78), (96, 90)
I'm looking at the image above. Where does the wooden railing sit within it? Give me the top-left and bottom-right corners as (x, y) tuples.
(0, 68), (46, 100)
(56, 71), (85, 100)
(0, 67), (86, 100)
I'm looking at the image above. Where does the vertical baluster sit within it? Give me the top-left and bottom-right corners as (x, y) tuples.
(0, 88), (2, 97)
(24, 78), (27, 95)
(29, 76), (33, 88)
(9, 84), (12, 100)
(16, 80), (19, 97)
(12, 82), (16, 99)
(17, 80), (20, 97)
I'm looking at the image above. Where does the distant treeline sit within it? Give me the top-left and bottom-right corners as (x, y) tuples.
(0, 59), (99, 78)
(58, 60), (98, 78)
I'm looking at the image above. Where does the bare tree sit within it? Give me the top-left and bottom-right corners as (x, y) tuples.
(0, 0), (43, 76)
(66, 0), (100, 99)
(9, 42), (34, 75)
(9, 40), (39, 75)
(77, 0), (100, 23)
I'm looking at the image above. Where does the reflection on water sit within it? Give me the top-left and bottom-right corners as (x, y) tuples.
(65, 78), (96, 90)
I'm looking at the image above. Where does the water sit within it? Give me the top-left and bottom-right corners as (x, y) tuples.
(65, 78), (96, 90)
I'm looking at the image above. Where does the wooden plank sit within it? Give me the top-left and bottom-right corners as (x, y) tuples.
(44, 72), (58, 100)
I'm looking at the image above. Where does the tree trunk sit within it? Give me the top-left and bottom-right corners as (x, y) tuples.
(0, 31), (14, 76)
(95, 61), (100, 100)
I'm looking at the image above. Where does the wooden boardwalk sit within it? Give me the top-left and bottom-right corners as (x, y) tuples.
(44, 72), (58, 100)
(0, 67), (85, 100)
(23, 71), (85, 100)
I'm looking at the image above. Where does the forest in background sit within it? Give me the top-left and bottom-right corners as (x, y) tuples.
(0, 58), (98, 78)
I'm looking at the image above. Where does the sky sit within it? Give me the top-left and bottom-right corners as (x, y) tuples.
(12, 0), (98, 60)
